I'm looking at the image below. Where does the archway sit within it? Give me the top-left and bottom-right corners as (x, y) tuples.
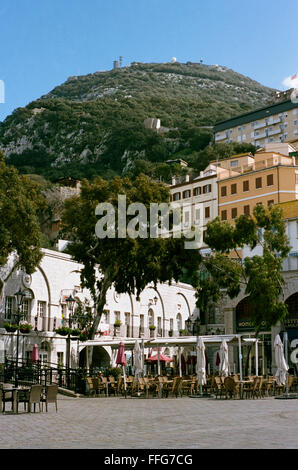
(235, 296), (271, 375)
(79, 346), (111, 370)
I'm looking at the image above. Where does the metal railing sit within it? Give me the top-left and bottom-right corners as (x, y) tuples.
(1, 358), (87, 394)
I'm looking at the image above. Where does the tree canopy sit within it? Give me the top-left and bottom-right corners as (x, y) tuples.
(0, 152), (44, 293)
(61, 174), (201, 339)
(197, 204), (290, 334)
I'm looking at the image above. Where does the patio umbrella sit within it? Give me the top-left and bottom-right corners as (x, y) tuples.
(219, 339), (229, 377)
(216, 351), (220, 367)
(30, 344), (39, 363)
(196, 337), (206, 389)
(274, 334), (289, 386)
(146, 353), (173, 362)
(116, 342), (127, 395)
(133, 340), (143, 381)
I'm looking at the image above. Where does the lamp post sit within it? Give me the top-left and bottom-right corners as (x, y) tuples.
(186, 316), (201, 376)
(14, 288), (26, 387)
(65, 294), (76, 389)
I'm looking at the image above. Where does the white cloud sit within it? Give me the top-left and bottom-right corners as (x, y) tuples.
(283, 74), (298, 89)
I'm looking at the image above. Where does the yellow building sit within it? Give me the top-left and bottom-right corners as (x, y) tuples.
(217, 148), (298, 222)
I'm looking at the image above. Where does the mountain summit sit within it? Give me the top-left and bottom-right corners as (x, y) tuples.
(0, 62), (275, 181)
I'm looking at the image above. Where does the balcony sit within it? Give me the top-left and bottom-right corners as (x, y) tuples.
(215, 133), (226, 142)
(254, 122), (266, 130)
(254, 132), (266, 139)
(268, 128), (281, 136)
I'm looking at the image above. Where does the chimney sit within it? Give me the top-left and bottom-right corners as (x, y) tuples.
(172, 177), (176, 186)
(200, 171), (204, 177)
(292, 156), (296, 166)
(185, 175), (190, 183)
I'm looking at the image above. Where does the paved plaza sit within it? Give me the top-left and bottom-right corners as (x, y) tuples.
(0, 394), (298, 449)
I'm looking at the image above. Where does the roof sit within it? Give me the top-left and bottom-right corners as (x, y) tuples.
(210, 152), (253, 163)
(78, 334), (258, 351)
(215, 99), (298, 132)
(278, 200), (298, 219)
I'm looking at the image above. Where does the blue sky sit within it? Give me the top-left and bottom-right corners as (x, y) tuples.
(0, 0), (297, 122)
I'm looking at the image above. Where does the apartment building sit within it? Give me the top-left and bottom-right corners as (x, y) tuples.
(217, 145), (298, 223)
(214, 97), (298, 147)
(169, 168), (219, 244)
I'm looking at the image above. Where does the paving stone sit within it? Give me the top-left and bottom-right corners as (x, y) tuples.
(0, 395), (298, 449)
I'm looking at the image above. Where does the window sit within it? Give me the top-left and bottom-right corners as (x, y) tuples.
(114, 311), (120, 323)
(244, 205), (250, 215)
(221, 210), (227, 221)
(231, 208), (238, 219)
(221, 186), (227, 197)
(61, 304), (67, 322)
(37, 301), (46, 318)
(267, 174), (274, 186)
(256, 177), (262, 189)
(267, 200), (274, 207)
(157, 317), (162, 336)
(173, 192), (181, 201)
(231, 183), (237, 195)
(203, 184), (212, 194)
(193, 187), (201, 196)
(243, 180), (249, 192)
(203, 230), (207, 242)
(230, 160), (239, 168)
(205, 207), (210, 218)
(183, 190), (191, 199)
(22, 299), (31, 321)
(102, 310), (110, 324)
(4, 297), (15, 321)
(139, 315), (144, 334)
(184, 211), (190, 225)
(195, 208), (200, 221)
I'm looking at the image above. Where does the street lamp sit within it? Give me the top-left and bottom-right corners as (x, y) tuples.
(14, 288), (26, 387)
(65, 294), (76, 388)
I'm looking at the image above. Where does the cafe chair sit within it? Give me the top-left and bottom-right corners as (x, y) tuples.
(41, 384), (58, 412)
(17, 385), (43, 413)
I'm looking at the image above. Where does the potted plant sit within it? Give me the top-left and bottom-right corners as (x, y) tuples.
(149, 324), (156, 337)
(79, 329), (92, 341)
(114, 319), (122, 328)
(55, 326), (70, 336)
(19, 323), (33, 334)
(4, 322), (18, 333)
(70, 328), (81, 337)
(179, 329), (187, 337)
(168, 330), (173, 337)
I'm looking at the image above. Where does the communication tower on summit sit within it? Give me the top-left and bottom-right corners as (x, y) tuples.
(119, 56), (123, 67)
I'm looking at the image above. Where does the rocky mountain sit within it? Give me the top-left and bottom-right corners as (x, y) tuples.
(0, 62), (276, 182)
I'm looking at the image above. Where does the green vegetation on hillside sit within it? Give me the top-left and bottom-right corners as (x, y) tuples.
(0, 62), (274, 182)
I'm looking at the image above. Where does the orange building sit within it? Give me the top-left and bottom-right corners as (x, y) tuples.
(217, 148), (298, 222)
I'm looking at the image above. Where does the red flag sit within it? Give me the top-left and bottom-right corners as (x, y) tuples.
(291, 74), (297, 80)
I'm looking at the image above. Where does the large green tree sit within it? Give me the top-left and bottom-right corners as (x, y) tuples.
(0, 152), (44, 297)
(196, 204), (290, 335)
(61, 174), (200, 342)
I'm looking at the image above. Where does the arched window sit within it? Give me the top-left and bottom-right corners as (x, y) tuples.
(176, 313), (182, 332)
(148, 308), (154, 327)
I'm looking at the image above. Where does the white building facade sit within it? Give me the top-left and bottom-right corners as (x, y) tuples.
(0, 249), (199, 369)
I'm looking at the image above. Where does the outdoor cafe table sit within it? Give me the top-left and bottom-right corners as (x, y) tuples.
(2, 386), (30, 413)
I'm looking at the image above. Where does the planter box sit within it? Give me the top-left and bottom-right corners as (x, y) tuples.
(5, 326), (17, 333)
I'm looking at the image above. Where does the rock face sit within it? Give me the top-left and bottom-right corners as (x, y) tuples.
(0, 62), (275, 179)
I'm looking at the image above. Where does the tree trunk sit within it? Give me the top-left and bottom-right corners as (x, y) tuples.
(87, 273), (112, 370)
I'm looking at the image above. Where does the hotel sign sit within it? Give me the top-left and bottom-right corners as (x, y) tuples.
(236, 320), (267, 332)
